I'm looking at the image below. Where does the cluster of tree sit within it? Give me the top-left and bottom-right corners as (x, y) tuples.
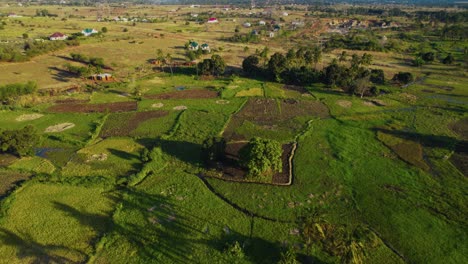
(203, 136), (282, 178)
(413, 10), (468, 24)
(0, 82), (37, 104)
(64, 63), (101, 77)
(0, 40), (79, 62)
(35, 9), (58, 17)
(0, 125), (40, 157)
(70, 53), (105, 68)
(243, 49), (400, 97)
(413, 51), (455, 66)
(197, 55), (226, 76)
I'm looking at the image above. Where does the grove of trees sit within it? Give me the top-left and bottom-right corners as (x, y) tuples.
(0, 125), (40, 157)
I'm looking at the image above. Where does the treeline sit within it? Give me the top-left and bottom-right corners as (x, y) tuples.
(64, 53), (107, 77)
(0, 82), (37, 103)
(0, 125), (40, 157)
(70, 53), (105, 68)
(243, 48), (411, 97)
(0, 40), (79, 62)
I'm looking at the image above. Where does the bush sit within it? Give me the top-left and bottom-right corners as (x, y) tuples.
(0, 125), (40, 157)
(0, 81), (37, 103)
(392, 72), (414, 85)
(239, 137), (282, 177)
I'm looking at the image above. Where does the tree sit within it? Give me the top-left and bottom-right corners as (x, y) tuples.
(239, 137), (282, 177)
(197, 59), (212, 75)
(101, 27), (108, 33)
(312, 45), (322, 69)
(22, 33), (28, 39)
(338, 51), (348, 62)
(442, 53), (454, 64)
(0, 125), (40, 157)
(164, 53), (173, 75)
(413, 56), (424, 67)
(211, 54), (226, 76)
(268, 52), (287, 82)
(421, 52), (435, 62)
(242, 55), (261, 76)
(370, 69), (385, 85)
(360, 53), (373, 66)
(353, 76), (371, 98)
(392, 72), (414, 85)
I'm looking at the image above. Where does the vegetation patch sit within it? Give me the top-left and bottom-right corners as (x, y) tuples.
(223, 98), (329, 142)
(47, 101), (137, 113)
(144, 89), (218, 99)
(9, 156), (56, 174)
(0, 170), (30, 197)
(0, 183), (116, 263)
(376, 129), (429, 171)
(336, 100), (352, 108)
(100, 111), (168, 137)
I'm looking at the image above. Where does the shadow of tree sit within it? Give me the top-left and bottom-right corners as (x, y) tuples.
(48, 66), (77, 82)
(0, 228), (85, 264)
(372, 128), (465, 151)
(136, 138), (203, 166)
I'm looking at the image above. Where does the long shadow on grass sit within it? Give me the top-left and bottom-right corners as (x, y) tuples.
(373, 128), (466, 151)
(0, 228), (84, 263)
(136, 138), (203, 166)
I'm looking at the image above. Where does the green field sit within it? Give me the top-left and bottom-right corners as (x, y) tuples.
(0, 3), (467, 264)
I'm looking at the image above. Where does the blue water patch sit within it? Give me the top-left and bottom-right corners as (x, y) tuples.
(175, 86), (185, 91)
(35, 148), (64, 158)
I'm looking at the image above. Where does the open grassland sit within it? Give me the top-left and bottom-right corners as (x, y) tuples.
(0, 182), (117, 264)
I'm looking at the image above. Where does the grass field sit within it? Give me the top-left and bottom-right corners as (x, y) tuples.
(0, 3), (467, 264)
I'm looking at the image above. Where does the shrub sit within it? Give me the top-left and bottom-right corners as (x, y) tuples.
(239, 137), (282, 177)
(392, 72), (414, 85)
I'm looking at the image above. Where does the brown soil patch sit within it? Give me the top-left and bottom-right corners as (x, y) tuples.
(0, 153), (17, 167)
(421, 89), (435, 93)
(15, 113), (44, 121)
(0, 171), (30, 197)
(48, 101), (137, 113)
(101, 110), (169, 137)
(45, 123), (75, 133)
(337, 100), (352, 108)
(224, 98), (329, 141)
(145, 89), (218, 99)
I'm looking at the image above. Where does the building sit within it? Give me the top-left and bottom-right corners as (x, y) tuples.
(49, 32), (68, 41)
(81, 28), (98, 37)
(90, 73), (112, 81)
(243, 22), (251, 28)
(201, 43), (210, 52)
(189, 41), (199, 50)
(207, 17), (218, 23)
(268, 32), (275, 38)
(259, 20), (266, 26)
